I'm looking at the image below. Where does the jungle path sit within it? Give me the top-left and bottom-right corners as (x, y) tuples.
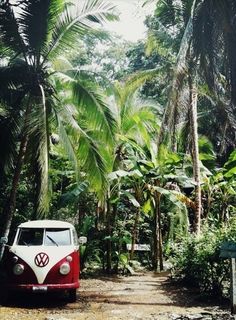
(0, 272), (232, 320)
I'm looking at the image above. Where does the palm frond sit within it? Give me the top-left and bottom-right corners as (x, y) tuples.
(142, 0), (156, 7)
(56, 114), (79, 181)
(77, 134), (107, 191)
(56, 102), (107, 191)
(18, 0), (64, 62)
(116, 135), (147, 159)
(81, 0), (118, 24)
(45, 0), (118, 62)
(121, 106), (157, 147)
(71, 76), (116, 143)
(52, 56), (74, 72)
(0, 107), (21, 180)
(157, 1), (197, 149)
(0, 1), (26, 55)
(26, 87), (51, 217)
(155, 0), (180, 29)
(60, 181), (89, 206)
(118, 68), (161, 123)
(0, 59), (31, 94)
(122, 68), (161, 104)
(37, 85), (50, 216)
(192, 0), (236, 139)
(192, 0), (216, 90)
(146, 28), (174, 60)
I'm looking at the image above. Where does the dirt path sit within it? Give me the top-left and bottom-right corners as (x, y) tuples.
(0, 272), (232, 320)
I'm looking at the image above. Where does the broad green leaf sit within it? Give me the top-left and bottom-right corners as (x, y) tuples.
(224, 167), (236, 178)
(142, 199), (152, 215)
(122, 191), (140, 208)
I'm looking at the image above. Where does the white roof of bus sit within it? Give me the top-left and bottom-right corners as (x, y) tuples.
(18, 220), (74, 229)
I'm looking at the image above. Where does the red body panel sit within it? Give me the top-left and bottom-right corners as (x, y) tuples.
(6, 253), (38, 284)
(44, 251), (80, 284)
(5, 250), (80, 292)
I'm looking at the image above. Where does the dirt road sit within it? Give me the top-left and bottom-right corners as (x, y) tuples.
(0, 273), (232, 320)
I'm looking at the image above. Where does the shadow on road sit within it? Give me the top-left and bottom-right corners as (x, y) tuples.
(0, 291), (72, 309)
(161, 278), (230, 310)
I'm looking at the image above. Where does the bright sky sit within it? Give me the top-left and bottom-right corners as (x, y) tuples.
(106, 0), (156, 42)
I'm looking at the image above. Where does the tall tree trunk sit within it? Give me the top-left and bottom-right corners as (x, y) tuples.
(153, 206), (158, 271)
(31, 163), (41, 221)
(189, 76), (201, 235)
(0, 104), (31, 261)
(106, 198), (112, 273)
(153, 190), (163, 271)
(0, 133), (29, 260)
(95, 204), (100, 231)
(157, 193), (164, 271)
(130, 208), (140, 260)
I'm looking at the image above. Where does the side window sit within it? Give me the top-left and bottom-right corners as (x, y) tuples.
(17, 228), (44, 246)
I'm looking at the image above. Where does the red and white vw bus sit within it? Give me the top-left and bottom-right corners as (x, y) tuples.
(5, 220), (86, 302)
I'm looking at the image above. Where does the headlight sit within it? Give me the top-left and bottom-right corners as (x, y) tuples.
(13, 263), (24, 275)
(66, 255), (73, 262)
(59, 262), (70, 275)
(12, 256), (18, 263)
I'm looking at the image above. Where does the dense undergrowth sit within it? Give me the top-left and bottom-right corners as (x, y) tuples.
(168, 222), (236, 298)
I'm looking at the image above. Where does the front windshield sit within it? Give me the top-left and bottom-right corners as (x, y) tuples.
(44, 228), (71, 246)
(17, 228), (44, 246)
(16, 227), (71, 246)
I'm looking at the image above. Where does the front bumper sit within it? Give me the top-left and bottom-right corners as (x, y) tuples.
(7, 281), (79, 292)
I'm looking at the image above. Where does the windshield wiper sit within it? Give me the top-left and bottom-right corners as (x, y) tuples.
(46, 235), (58, 246)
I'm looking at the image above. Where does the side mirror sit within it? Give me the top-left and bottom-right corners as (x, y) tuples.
(78, 236), (87, 245)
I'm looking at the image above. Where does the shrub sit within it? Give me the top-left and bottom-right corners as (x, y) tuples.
(168, 222), (236, 297)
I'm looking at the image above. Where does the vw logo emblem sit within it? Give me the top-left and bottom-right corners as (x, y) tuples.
(34, 252), (49, 267)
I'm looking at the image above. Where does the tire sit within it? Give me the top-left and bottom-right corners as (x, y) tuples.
(68, 289), (77, 303)
(0, 288), (10, 306)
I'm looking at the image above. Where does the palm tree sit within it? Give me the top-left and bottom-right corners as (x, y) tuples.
(101, 74), (159, 272)
(192, 0), (236, 158)
(0, 0), (117, 260)
(147, 0), (236, 156)
(144, 0), (203, 233)
(145, 0), (236, 234)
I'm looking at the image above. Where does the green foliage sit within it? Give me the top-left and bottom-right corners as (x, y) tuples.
(0, 0), (236, 282)
(0, 0), (118, 220)
(224, 150), (236, 179)
(169, 222), (236, 296)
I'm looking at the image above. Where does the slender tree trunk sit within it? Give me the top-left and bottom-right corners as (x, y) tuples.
(96, 202), (103, 231)
(106, 198), (112, 273)
(157, 193), (164, 271)
(205, 191), (211, 221)
(189, 76), (201, 235)
(153, 190), (163, 271)
(0, 104), (31, 261)
(153, 203), (158, 271)
(0, 133), (29, 260)
(219, 120), (228, 156)
(220, 200), (228, 223)
(171, 105), (179, 152)
(130, 208), (140, 260)
(95, 204), (100, 231)
(32, 164), (41, 221)
(78, 204), (85, 233)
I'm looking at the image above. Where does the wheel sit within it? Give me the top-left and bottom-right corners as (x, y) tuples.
(0, 287), (10, 305)
(68, 289), (77, 302)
